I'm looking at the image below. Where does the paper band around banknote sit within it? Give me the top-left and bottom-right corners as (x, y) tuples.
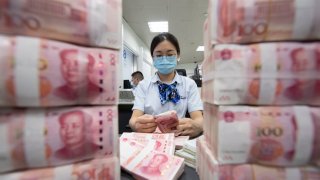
(0, 106), (118, 173)
(202, 42), (320, 105)
(208, 0), (320, 44)
(0, 0), (122, 49)
(203, 103), (320, 167)
(154, 110), (179, 133)
(196, 136), (320, 180)
(0, 157), (120, 180)
(0, 35), (118, 107)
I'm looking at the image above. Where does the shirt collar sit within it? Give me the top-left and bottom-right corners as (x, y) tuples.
(151, 71), (183, 85)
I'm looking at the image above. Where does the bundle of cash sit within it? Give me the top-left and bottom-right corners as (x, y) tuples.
(208, 0), (320, 44)
(202, 42), (320, 105)
(0, 0), (122, 48)
(203, 103), (320, 166)
(155, 110), (179, 133)
(0, 35), (118, 107)
(120, 132), (175, 155)
(0, 157), (120, 180)
(0, 106), (118, 173)
(120, 137), (185, 180)
(196, 136), (320, 180)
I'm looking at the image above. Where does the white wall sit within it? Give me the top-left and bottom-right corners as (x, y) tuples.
(119, 19), (155, 88)
(176, 63), (199, 77)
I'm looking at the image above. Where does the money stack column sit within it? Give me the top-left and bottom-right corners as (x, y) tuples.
(0, 0), (122, 179)
(198, 0), (320, 179)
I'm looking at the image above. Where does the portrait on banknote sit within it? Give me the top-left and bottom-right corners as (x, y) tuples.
(54, 49), (102, 101)
(54, 110), (99, 160)
(140, 153), (169, 176)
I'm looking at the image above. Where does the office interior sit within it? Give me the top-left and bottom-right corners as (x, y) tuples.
(119, 1), (206, 134)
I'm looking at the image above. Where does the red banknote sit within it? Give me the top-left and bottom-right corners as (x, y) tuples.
(154, 110), (179, 133)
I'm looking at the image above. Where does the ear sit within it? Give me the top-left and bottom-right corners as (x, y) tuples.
(177, 56), (181, 62)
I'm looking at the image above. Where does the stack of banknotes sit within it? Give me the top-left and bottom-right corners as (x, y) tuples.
(175, 138), (197, 169)
(0, 0), (122, 49)
(199, 0), (320, 179)
(120, 132), (185, 180)
(0, 0), (122, 179)
(197, 136), (320, 180)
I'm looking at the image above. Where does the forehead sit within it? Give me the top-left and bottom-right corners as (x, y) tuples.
(63, 114), (83, 122)
(153, 40), (177, 53)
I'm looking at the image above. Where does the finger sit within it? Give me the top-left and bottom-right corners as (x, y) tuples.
(140, 126), (157, 133)
(176, 123), (189, 132)
(137, 117), (155, 123)
(137, 122), (157, 129)
(143, 123), (157, 129)
(179, 129), (192, 136)
(174, 131), (182, 137)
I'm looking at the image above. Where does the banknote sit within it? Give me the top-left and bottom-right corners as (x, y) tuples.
(120, 132), (175, 155)
(155, 110), (179, 133)
(208, 0), (320, 43)
(0, 157), (120, 180)
(120, 139), (185, 180)
(0, 35), (119, 107)
(202, 42), (320, 105)
(0, 0), (122, 49)
(0, 106), (118, 173)
(196, 136), (320, 180)
(203, 103), (320, 166)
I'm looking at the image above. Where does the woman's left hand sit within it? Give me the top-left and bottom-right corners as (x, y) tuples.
(175, 118), (202, 138)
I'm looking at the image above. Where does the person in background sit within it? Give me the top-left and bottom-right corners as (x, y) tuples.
(129, 32), (203, 138)
(131, 71), (144, 96)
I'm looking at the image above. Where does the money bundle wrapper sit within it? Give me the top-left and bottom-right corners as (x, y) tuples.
(208, 0), (320, 44)
(202, 42), (320, 105)
(0, 35), (118, 107)
(0, 106), (118, 173)
(120, 135), (185, 180)
(0, 0), (122, 49)
(0, 157), (120, 180)
(196, 136), (320, 180)
(203, 103), (320, 167)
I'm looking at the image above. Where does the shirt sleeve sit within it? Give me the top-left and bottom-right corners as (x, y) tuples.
(132, 81), (146, 112)
(187, 80), (203, 113)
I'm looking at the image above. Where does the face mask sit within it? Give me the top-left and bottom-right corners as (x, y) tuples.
(130, 80), (136, 88)
(153, 56), (177, 75)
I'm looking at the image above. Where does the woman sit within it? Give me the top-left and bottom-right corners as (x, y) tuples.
(129, 33), (203, 138)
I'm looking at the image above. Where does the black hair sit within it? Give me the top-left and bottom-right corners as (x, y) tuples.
(131, 71), (144, 80)
(150, 32), (180, 57)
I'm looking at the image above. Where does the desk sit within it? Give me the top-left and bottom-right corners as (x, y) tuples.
(120, 165), (199, 180)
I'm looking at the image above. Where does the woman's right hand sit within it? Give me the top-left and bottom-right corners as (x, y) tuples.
(130, 113), (157, 133)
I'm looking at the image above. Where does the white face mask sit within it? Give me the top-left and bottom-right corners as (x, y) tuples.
(130, 81), (136, 88)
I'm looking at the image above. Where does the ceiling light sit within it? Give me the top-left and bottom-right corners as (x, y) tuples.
(196, 46), (204, 51)
(148, 21), (168, 32)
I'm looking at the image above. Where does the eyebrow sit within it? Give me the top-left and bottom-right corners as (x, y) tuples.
(154, 50), (176, 54)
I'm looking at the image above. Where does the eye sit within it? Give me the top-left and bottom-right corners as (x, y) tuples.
(155, 55), (163, 58)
